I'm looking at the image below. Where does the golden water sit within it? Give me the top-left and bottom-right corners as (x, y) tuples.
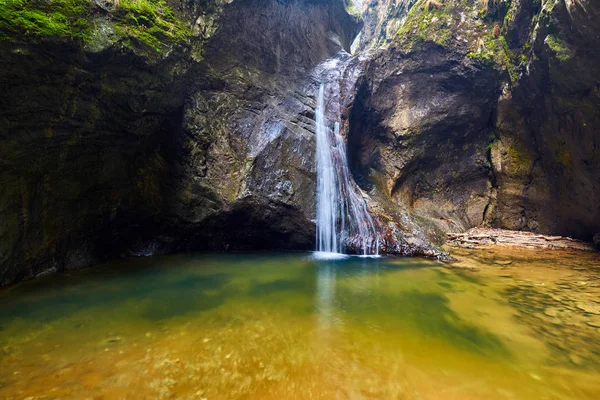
(1, 248), (600, 399)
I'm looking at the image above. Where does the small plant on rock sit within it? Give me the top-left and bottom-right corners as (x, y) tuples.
(422, 0), (443, 11)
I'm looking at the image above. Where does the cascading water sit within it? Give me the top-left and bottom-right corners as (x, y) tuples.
(315, 84), (340, 254)
(314, 55), (379, 257)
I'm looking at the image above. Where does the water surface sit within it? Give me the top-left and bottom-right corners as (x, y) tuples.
(1, 249), (600, 399)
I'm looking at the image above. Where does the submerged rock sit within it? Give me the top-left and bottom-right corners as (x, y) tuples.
(103, 336), (124, 344)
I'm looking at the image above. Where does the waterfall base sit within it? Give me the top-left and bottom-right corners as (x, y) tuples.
(312, 251), (350, 260)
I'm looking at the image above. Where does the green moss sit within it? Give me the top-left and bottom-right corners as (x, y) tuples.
(504, 7), (514, 26)
(469, 34), (521, 84)
(545, 34), (573, 62)
(507, 143), (529, 169)
(0, 0), (92, 40)
(467, 50), (495, 65)
(0, 0), (190, 53)
(113, 0), (190, 52)
(344, 0), (361, 18)
(397, 0), (526, 86)
(396, 1), (454, 49)
(486, 132), (497, 152)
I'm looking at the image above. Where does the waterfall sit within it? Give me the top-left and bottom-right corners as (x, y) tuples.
(314, 60), (379, 257)
(315, 84), (340, 254)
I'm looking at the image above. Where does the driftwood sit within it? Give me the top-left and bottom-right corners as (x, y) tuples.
(447, 228), (597, 252)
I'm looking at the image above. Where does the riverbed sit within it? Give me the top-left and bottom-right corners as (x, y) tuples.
(1, 248), (599, 399)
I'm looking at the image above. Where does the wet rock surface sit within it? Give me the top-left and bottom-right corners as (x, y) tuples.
(2, 0), (600, 284)
(348, 41), (500, 235)
(487, 0), (600, 240)
(350, 0), (600, 242)
(448, 228), (597, 252)
(0, 0), (363, 284)
(0, 38), (193, 285)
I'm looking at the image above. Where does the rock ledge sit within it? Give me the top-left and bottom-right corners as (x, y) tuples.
(447, 228), (596, 252)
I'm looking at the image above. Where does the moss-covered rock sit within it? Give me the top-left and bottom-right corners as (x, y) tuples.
(0, 0), (191, 54)
(0, 0), (91, 40)
(111, 0), (191, 52)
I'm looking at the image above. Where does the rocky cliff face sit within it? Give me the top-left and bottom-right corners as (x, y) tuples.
(0, 0), (362, 284)
(358, 0), (418, 50)
(159, 0), (362, 254)
(1, 0), (598, 285)
(349, 0), (600, 241)
(490, 0), (600, 239)
(0, 19), (194, 283)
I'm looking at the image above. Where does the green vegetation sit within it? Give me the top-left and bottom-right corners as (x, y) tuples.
(344, 0), (361, 18)
(0, 0), (190, 53)
(486, 131), (498, 168)
(545, 34), (573, 62)
(507, 143), (530, 170)
(485, 133), (498, 151)
(488, 35), (519, 83)
(395, 0), (529, 85)
(113, 0), (190, 52)
(396, 0), (454, 49)
(0, 0), (91, 40)
(467, 33), (522, 83)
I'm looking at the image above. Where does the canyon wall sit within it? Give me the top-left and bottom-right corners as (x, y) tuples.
(350, 0), (600, 240)
(1, 0), (598, 284)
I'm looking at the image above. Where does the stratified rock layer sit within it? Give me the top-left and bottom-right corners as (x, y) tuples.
(447, 228), (597, 252)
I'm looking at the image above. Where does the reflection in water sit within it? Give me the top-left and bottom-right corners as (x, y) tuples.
(315, 257), (382, 332)
(0, 250), (600, 399)
(316, 263), (336, 331)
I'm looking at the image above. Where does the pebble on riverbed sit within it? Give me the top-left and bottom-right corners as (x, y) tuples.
(102, 336), (124, 344)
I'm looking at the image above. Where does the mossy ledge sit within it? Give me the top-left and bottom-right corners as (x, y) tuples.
(395, 0), (526, 85)
(0, 0), (190, 52)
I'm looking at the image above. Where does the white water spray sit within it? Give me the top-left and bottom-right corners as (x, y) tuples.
(315, 84), (340, 254)
(314, 73), (379, 257)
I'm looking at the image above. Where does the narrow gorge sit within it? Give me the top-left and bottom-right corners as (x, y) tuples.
(3, 0), (598, 282)
(1, 0), (599, 398)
